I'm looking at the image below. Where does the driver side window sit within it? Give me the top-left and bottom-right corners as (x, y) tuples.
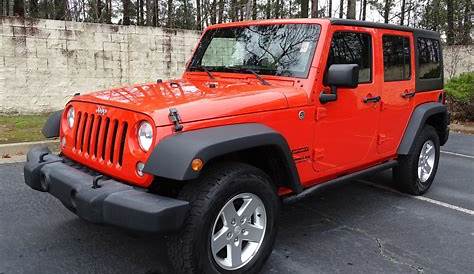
(326, 32), (372, 83)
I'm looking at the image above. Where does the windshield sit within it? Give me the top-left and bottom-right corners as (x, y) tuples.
(188, 24), (321, 78)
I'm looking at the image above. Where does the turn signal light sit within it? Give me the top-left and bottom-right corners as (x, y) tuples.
(191, 158), (204, 172)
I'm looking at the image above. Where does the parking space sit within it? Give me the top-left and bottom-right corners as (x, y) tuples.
(1, 133), (473, 274)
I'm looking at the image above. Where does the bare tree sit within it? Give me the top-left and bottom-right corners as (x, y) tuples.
(54, 0), (66, 19)
(167, 0), (173, 27)
(447, 0), (454, 44)
(218, 0), (224, 23)
(13, 0), (24, 16)
(462, 0), (472, 44)
(339, 0), (344, 18)
(383, 0), (391, 23)
(347, 0), (355, 18)
(123, 0), (131, 25)
(311, 0), (318, 17)
(301, 0), (309, 17)
(400, 0), (406, 25)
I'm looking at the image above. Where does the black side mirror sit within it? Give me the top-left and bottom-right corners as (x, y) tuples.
(320, 64), (360, 104)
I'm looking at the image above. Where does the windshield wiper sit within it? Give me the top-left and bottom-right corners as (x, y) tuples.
(227, 66), (271, 86)
(244, 69), (271, 86)
(192, 65), (216, 80)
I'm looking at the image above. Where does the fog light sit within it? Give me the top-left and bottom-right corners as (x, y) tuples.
(191, 158), (204, 172)
(136, 162), (145, 177)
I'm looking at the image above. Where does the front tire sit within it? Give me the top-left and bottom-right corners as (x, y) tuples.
(168, 162), (279, 274)
(393, 125), (440, 195)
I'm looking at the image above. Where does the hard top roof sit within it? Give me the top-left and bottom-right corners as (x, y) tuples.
(329, 19), (440, 38)
(207, 18), (440, 39)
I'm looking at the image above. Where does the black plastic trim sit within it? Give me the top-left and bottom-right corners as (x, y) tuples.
(398, 102), (448, 155)
(41, 110), (63, 138)
(143, 123), (303, 193)
(329, 19), (439, 36)
(24, 146), (189, 233)
(284, 160), (398, 204)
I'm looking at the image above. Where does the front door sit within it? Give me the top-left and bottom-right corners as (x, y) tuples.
(313, 27), (381, 174)
(376, 30), (415, 156)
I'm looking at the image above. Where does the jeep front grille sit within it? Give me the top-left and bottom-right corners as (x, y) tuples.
(73, 111), (128, 166)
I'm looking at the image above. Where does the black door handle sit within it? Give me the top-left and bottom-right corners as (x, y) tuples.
(363, 95), (381, 103)
(401, 90), (416, 98)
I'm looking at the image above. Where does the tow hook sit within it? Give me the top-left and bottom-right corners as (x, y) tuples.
(92, 175), (104, 189)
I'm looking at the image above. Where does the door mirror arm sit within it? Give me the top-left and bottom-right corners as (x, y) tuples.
(319, 64), (360, 104)
(319, 86), (338, 104)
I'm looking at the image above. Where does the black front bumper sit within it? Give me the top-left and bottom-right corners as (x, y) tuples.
(24, 146), (189, 233)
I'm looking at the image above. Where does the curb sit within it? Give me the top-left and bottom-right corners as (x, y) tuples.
(0, 140), (59, 158)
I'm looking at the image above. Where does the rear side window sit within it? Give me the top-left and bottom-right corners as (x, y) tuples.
(327, 32), (372, 83)
(417, 38), (442, 79)
(383, 35), (411, 81)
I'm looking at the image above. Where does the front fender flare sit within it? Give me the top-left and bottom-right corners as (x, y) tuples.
(143, 123), (303, 193)
(42, 110), (63, 138)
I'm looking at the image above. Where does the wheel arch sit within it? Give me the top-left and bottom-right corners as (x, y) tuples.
(143, 123), (303, 193)
(398, 102), (449, 155)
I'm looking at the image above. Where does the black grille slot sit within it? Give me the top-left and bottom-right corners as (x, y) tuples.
(109, 120), (119, 163)
(94, 116), (102, 157)
(101, 117), (110, 161)
(118, 122), (128, 166)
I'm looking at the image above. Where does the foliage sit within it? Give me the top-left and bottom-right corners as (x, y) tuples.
(445, 72), (474, 121)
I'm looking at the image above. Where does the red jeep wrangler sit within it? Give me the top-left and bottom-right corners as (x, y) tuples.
(25, 19), (449, 273)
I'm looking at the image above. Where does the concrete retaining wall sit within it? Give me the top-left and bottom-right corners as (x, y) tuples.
(0, 17), (200, 113)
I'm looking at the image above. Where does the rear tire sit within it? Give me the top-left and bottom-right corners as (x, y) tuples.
(167, 162), (279, 274)
(393, 125), (440, 195)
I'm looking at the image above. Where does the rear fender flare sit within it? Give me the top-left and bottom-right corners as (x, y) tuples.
(398, 102), (448, 155)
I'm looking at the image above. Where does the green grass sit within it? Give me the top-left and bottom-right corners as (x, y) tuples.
(0, 114), (50, 144)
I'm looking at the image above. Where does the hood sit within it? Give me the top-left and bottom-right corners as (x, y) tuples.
(72, 78), (309, 126)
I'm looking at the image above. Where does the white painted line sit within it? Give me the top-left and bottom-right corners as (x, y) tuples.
(441, 150), (474, 159)
(358, 180), (474, 216)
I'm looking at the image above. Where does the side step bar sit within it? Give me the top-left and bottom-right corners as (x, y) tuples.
(283, 160), (398, 204)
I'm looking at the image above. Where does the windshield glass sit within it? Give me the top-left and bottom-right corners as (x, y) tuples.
(188, 24), (321, 78)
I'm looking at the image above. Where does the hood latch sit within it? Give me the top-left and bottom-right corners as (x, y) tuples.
(169, 108), (183, 132)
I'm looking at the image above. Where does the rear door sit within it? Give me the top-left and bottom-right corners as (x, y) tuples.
(376, 30), (415, 156)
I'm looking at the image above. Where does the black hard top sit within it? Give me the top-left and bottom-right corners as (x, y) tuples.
(329, 19), (440, 39)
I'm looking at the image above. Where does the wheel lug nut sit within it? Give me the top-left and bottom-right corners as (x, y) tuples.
(231, 219), (236, 225)
(234, 237), (238, 242)
(227, 232), (232, 238)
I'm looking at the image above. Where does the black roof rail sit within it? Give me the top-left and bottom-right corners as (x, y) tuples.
(329, 18), (440, 38)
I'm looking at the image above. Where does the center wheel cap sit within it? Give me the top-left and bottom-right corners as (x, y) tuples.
(234, 226), (242, 235)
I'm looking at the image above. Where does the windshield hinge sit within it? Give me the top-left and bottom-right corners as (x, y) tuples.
(169, 108), (183, 132)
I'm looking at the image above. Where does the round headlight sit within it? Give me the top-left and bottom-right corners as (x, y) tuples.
(138, 121), (153, 152)
(67, 107), (75, 128)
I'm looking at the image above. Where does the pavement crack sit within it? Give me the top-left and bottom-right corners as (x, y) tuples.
(292, 204), (427, 273)
(375, 238), (424, 274)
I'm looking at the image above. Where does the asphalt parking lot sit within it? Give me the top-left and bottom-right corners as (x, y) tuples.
(1, 133), (473, 274)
